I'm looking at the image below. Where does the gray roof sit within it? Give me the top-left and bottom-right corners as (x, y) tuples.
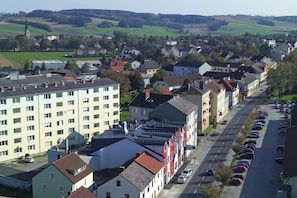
(120, 161), (154, 191)
(0, 75), (118, 98)
(166, 96), (198, 115)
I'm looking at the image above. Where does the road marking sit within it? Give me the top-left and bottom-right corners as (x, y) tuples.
(215, 154), (217, 158)
(217, 149), (220, 153)
(227, 135), (229, 137)
(222, 142), (225, 145)
(194, 189), (197, 193)
(202, 176), (205, 180)
(198, 183), (201, 187)
(209, 164), (212, 168)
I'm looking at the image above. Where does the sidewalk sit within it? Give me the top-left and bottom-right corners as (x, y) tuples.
(159, 105), (242, 197)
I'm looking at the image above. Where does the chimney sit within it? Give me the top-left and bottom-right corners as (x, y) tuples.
(12, 87), (16, 91)
(44, 83), (48, 88)
(54, 82), (57, 87)
(57, 154), (62, 160)
(187, 83), (191, 90)
(0, 87), (4, 92)
(145, 91), (150, 100)
(199, 81), (204, 89)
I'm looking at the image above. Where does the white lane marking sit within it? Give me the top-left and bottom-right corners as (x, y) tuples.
(202, 176), (205, 180)
(198, 183), (201, 187)
(215, 154), (217, 158)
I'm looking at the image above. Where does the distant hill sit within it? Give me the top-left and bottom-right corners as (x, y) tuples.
(1, 9), (297, 37)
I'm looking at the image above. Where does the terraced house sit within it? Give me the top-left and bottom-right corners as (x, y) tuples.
(0, 73), (120, 162)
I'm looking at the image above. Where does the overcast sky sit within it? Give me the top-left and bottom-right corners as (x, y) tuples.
(1, 0), (296, 16)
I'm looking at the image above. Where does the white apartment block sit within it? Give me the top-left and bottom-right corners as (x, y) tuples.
(0, 74), (120, 162)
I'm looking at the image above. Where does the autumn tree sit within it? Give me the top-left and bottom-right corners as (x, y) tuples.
(214, 163), (233, 189)
(200, 186), (223, 198)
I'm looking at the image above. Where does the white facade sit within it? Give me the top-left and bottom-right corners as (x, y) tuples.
(0, 78), (120, 162)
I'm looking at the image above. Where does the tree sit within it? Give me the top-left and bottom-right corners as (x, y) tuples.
(214, 163), (233, 189)
(81, 63), (90, 73)
(150, 69), (168, 84)
(129, 72), (144, 92)
(104, 72), (131, 96)
(232, 143), (244, 155)
(24, 59), (31, 70)
(40, 38), (50, 50)
(200, 187), (223, 198)
(65, 60), (79, 74)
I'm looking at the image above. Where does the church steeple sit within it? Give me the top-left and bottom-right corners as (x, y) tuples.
(24, 18), (30, 39)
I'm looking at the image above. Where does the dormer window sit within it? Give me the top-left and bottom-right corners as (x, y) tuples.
(67, 163), (87, 176)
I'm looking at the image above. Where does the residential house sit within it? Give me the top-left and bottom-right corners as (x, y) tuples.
(172, 61), (211, 76)
(67, 186), (96, 198)
(161, 45), (180, 59)
(179, 44), (201, 58)
(149, 96), (198, 158)
(172, 80), (211, 133)
(153, 74), (201, 91)
(207, 61), (242, 73)
(109, 57), (126, 72)
(204, 79), (228, 124)
(129, 91), (174, 121)
(139, 60), (161, 78)
(237, 65), (266, 85)
(237, 75), (259, 98)
(219, 77), (239, 108)
(96, 152), (163, 198)
(271, 43), (295, 61)
(131, 60), (141, 70)
(32, 153), (94, 198)
(74, 47), (106, 57)
(0, 74), (120, 162)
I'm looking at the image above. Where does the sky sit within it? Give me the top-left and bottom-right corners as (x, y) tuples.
(1, 0), (297, 16)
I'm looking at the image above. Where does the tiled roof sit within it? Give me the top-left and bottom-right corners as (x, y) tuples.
(67, 186), (96, 198)
(120, 161), (154, 191)
(134, 152), (163, 174)
(283, 126), (297, 179)
(128, 92), (174, 108)
(219, 78), (235, 92)
(52, 153), (93, 184)
(163, 74), (201, 87)
(205, 80), (225, 94)
(166, 96), (197, 115)
(207, 61), (242, 68)
(139, 60), (161, 70)
(175, 61), (204, 68)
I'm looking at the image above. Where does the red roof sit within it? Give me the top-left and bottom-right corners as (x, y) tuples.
(67, 186), (96, 198)
(135, 152), (163, 174)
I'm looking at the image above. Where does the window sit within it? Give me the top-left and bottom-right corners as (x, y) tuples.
(28, 145), (35, 150)
(113, 94), (119, 99)
(14, 138), (21, 143)
(27, 125), (35, 131)
(14, 147), (22, 153)
(113, 85), (118, 90)
(67, 109), (75, 114)
(0, 140), (8, 146)
(83, 134), (89, 139)
(14, 128), (21, 133)
(0, 99), (6, 104)
(57, 111), (63, 116)
(83, 116), (89, 121)
(103, 104), (109, 109)
(94, 123), (99, 128)
(56, 92), (62, 97)
(68, 118), (75, 123)
(113, 119), (119, 124)
(68, 100), (74, 105)
(83, 125), (89, 129)
(42, 183), (47, 192)
(45, 132), (52, 137)
(13, 118), (21, 123)
(68, 91), (74, 96)
(44, 94), (51, 99)
(94, 114), (99, 119)
(85, 89), (89, 94)
(13, 97), (20, 103)
(113, 103), (119, 107)
(27, 116), (34, 121)
(57, 130), (63, 135)
(124, 194), (129, 198)
(45, 123), (52, 128)
(104, 121), (109, 126)
(94, 106), (99, 110)
(103, 87), (109, 91)
(27, 135), (35, 141)
(44, 113), (52, 118)
(93, 88), (99, 93)
(57, 120), (63, 126)
(93, 97), (99, 102)
(113, 111), (119, 116)
(106, 192), (111, 198)
(69, 136), (75, 142)
(13, 108), (21, 113)
(26, 106), (34, 111)
(0, 110), (7, 115)
(0, 151), (8, 156)
(83, 98), (89, 103)
(0, 120), (7, 125)
(0, 130), (7, 136)
(104, 112), (109, 117)
(49, 173), (55, 180)
(68, 128), (75, 133)
(103, 95), (109, 100)
(56, 102), (63, 107)
(44, 104), (51, 109)
(83, 107), (89, 112)
(116, 180), (121, 186)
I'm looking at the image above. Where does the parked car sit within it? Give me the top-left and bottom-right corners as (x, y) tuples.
(232, 173), (245, 181)
(244, 139), (257, 145)
(23, 156), (34, 163)
(237, 159), (250, 167)
(256, 115), (266, 119)
(177, 175), (187, 184)
(276, 145), (285, 152)
(247, 132), (260, 138)
(238, 149), (254, 156)
(232, 162), (249, 169)
(221, 120), (228, 125)
(232, 165), (247, 173)
(205, 168), (216, 176)
(253, 122), (265, 127)
(182, 168), (192, 178)
(251, 125), (263, 130)
(228, 177), (243, 186)
(237, 153), (255, 160)
(255, 120), (266, 124)
(244, 143), (256, 150)
(275, 157), (284, 164)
